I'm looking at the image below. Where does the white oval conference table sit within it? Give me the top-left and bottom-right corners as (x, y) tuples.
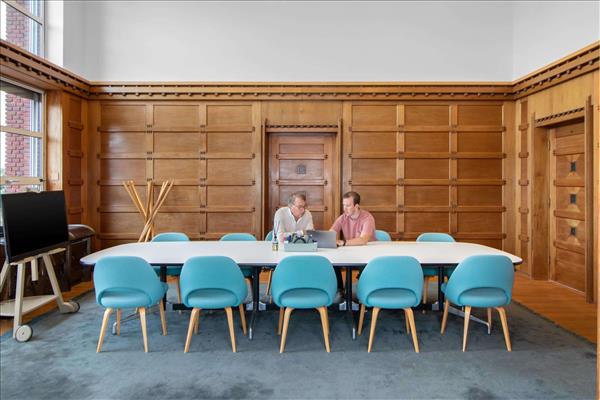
(81, 241), (522, 340)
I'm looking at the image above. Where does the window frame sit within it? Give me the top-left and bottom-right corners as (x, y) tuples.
(0, 77), (46, 191)
(1, 0), (45, 57)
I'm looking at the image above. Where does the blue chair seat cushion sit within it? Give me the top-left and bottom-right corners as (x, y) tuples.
(365, 288), (419, 309)
(100, 283), (168, 308)
(153, 265), (182, 276)
(278, 288), (330, 309)
(442, 283), (508, 307)
(185, 288), (240, 309)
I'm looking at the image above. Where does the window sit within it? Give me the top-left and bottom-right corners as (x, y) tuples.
(0, 0), (44, 56)
(1, 79), (44, 195)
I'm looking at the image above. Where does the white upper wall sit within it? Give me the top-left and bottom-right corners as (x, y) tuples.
(75, 1), (515, 81)
(513, 1), (599, 79)
(54, 1), (598, 82)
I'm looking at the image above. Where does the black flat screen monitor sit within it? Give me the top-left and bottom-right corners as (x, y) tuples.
(1, 191), (69, 263)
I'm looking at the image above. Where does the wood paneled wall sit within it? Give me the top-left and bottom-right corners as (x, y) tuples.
(342, 103), (512, 250)
(515, 70), (599, 300)
(87, 99), (515, 251)
(88, 102), (262, 247)
(46, 91), (88, 224)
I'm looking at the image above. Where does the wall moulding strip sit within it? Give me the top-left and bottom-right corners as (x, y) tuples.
(0, 40), (89, 96)
(1, 39), (598, 101)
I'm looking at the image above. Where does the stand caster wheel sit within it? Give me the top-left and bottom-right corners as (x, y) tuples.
(15, 325), (33, 342)
(68, 301), (80, 313)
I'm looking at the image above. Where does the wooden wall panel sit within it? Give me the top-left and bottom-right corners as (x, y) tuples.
(342, 102), (508, 246)
(93, 102), (261, 244)
(516, 70), (598, 306)
(46, 91), (87, 224)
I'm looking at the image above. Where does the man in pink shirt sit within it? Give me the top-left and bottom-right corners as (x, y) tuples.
(330, 191), (377, 296)
(330, 191), (376, 246)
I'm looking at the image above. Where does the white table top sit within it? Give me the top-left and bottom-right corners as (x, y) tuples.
(80, 241), (522, 267)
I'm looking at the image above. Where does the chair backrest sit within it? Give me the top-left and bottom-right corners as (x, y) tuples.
(271, 255), (337, 306)
(375, 230), (392, 241)
(416, 232), (455, 242)
(445, 255), (514, 306)
(264, 230), (274, 241)
(94, 256), (163, 306)
(357, 256), (423, 307)
(151, 232), (190, 242)
(220, 233), (256, 241)
(179, 256), (247, 305)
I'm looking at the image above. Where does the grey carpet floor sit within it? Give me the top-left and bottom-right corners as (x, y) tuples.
(0, 289), (595, 400)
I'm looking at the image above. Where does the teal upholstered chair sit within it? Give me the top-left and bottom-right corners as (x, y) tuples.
(357, 256), (423, 353)
(180, 256), (248, 353)
(271, 255), (337, 353)
(94, 256), (168, 353)
(220, 233), (256, 281)
(416, 232), (456, 304)
(375, 230), (392, 241)
(151, 232), (190, 305)
(265, 230), (274, 241)
(440, 254), (514, 352)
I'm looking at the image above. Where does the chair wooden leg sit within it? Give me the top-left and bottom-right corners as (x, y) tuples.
(405, 312), (410, 334)
(357, 304), (366, 336)
(440, 299), (450, 334)
(462, 306), (471, 352)
(239, 304), (247, 335)
(317, 307), (331, 353)
(115, 309), (121, 336)
(405, 308), (420, 353)
(487, 307), (492, 333)
(158, 300), (167, 335)
(496, 307), (512, 351)
(139, 307), (149, 352)
(279, 307), (294, 353)
(225, 307), (237, 353)
(278, 307), (284, 335)
(367, 307), (381, 353)
(97, 308), (113, 353)
(184, 308), (199, 353)
(265, 269), (273, 296)
(194, 309), (201, 334)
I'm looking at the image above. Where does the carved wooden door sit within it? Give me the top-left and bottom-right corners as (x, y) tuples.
(268, 134), (335, 232)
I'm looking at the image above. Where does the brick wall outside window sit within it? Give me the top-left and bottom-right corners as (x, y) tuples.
(2, 1), (37, 192)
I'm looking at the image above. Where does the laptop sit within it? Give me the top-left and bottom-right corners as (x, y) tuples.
(307, 230), (337, 249)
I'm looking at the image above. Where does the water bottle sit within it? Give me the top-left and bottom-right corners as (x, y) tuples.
(271, 230), (279, 251)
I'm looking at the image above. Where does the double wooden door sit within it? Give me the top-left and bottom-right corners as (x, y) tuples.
(549, 120), (590, 294)
(268, 134), (335, 232)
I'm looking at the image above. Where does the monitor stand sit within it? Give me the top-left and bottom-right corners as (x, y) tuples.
(0, 248), (79, 342)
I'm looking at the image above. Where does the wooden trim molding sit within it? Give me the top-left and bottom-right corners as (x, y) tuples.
(513, 41), (600, 100)
(2, 39), (597, 101)
(535, 107), (585, 127)
(0, 40), (89, 97)
(87, 82), (512, 101)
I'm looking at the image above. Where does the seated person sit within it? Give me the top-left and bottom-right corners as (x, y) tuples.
(330, 191), (376, 296)
(273, 192), (314, 242)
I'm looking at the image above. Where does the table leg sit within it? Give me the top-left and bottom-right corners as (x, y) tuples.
(436, 266), (445, 312)
(345, 267), (357, 340)
(248, 267), (260, 340)
(160, 265), (167, 310)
